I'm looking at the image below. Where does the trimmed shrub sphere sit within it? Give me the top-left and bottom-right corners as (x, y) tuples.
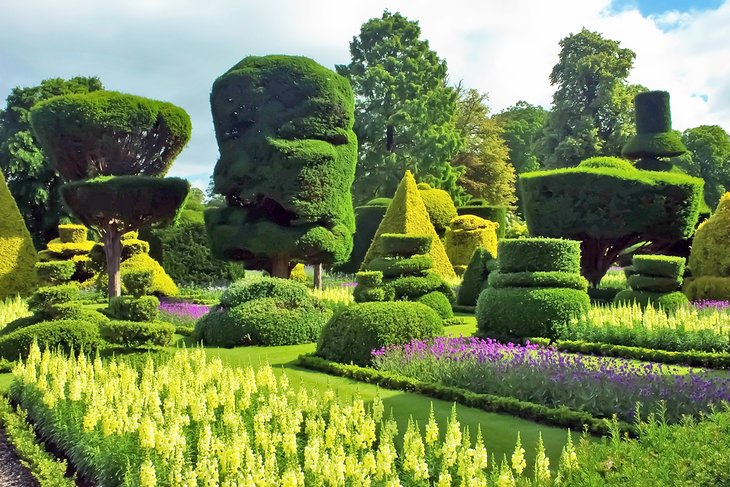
(497, 238), (581, 274)
(316, 301), (444, 366)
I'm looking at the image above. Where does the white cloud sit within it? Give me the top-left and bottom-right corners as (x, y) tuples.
(1, 0), (728, 188)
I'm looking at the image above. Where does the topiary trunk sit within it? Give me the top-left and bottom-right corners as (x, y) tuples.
(102, 227), (123, 298)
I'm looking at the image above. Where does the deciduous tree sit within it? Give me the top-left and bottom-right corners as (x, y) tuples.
(674, 125), (730, 209)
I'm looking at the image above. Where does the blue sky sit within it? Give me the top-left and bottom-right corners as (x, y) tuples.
(1, 0), (728, 190)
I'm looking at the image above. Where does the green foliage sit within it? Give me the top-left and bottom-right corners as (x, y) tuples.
(456, 248), (497, 307)
(219, 277), (310, 308)
(494, 101), (549, 174)
(622, 91), (686, 163)
(578, 156), (637, 171)
(316, 301), (444, 366)
(353, 285), (392, 303)
(362, 171), (455, 278)
(31, 90), (191, 179)
(289, 263), (310, 286)
(208, 55), (357, 276)
(614, 290), (689, 313)
(45, 238), (95, 258)
(456, 205), (507, 239)
(674, 125), (730, 209)
(35, 260), (75, 285)
(538, 28), (645, 168)
(28, 285), (81, 314)
(100, 320), (174, 348)
(685, 193), (730, 300)
(627, 275), (680, 292)
(451, 88), (515, 206)
(379, 233), (433, 256)
(386, 272), (455, 302)
(685, 276), (730, 301)
(48, 303), (108, 325)
(333, 203), (388, 274)
(0, 320), (102, 361)
(498, 238), (581, 273)
(632, 255), (686, 280)
(355, 271), (383, 288)
(0, 170), (38, 299)
(336, 11), (463, 204)
(0, 76), (103, 246)
(117, 254), (178, 297)
(417, 183), (458, 235)
(417, 291), (454, 319)
(122, 269), (153, 298)
(58, 224), (87, 243)
(368, 255), (432, 277)
(445, 215), (499, 270)
(477, 287), (590, 340)
(520, 161), (703, 286)
(108, 296), (160, 322)
(488, 270), (588, 291)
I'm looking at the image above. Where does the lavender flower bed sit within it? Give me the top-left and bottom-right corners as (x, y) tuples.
(373, 336), (730, 423)
(695, 300), (730, 311)
(158, 301), (211, 327)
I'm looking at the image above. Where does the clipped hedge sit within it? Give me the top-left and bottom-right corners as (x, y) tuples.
(58, 224), (87, 243)
(28, 285), (81, 314)
(0, 320), (102, 361)
(35, 260), (75, 285)
(386, 272), (454, 302)
(100, 320), (175, 348)
(456, 205), (507, 239)
(628, 275), (681, 292)
(219, 277), (310, 308)
(497, 238), (581, 273)
(355, 271), (382, 287)
(316, 301), (443, 366)
(488, 270), (588, 291)
(632, 255), (685, 279)
(368, 255), (432, 277)
(379, 234), (432, 256)
(333, 203), (388, 274)
(444, 215), (499, 273)
(48, 303), (109, 325)
(108, 296), (160, 322)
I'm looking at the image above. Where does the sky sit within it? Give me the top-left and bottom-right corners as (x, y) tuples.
(1, 0), (728, 191)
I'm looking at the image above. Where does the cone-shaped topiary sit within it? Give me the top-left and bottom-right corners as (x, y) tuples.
(444, 215), (498, 275)
(362, 171), (455, 278)
(0, 170), (38, 298)
(417, 182), (458, 238)
(685, 193), (730, 300)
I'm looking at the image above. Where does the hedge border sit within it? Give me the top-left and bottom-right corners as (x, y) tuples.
(528, 338), (730, 369)
(297, 353), (634, 437)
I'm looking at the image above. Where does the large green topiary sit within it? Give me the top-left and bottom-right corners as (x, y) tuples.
(456, 247), (497, 307)
(206, 55), (357, 278)
(444, 215), (498, 275)
(316, 301), (443, 366)
(362, 171), (455, 278)
(0, 170), (38, 299)
(417, 182), (458, 237)
(333, 201), (389, 274)
(685, 193), (730, 300)
(520, 157), (703, 287)
(0, 320), (102, 361)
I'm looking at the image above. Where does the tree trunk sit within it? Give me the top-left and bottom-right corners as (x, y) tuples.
(103, 228), (122, 299)
(313, 263), (323, 290)
(386, 125), (394, 152)
(270, 254), (291, 279)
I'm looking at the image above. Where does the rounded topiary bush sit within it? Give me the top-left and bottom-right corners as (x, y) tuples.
(316, 301), (444, 366)
(418, 183), (458, 237)
(685, 193), (730, 300)
(498, 238), (581, 274)
(417, 291), (454, 319)
(100, 320), (175, 348)
(614, 289), (689, 313)
(196, 277), (331, 347)
(444, 215), (498, 274)
(477, 287), (589, 341)
(0, 320), (102, 361)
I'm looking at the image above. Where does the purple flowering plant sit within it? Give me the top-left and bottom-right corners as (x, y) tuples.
(372, 336), (730, 423)
(158, 300), (211, 326)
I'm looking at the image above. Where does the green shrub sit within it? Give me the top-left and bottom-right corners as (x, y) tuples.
(456, 248), (496, 307)
(219, 277), (310, 309)
(368, 255), (432, 277)
(0, 315), (42, 336)
(632, 255), (685, 279)
(684, 276), (730, 301)
(498, 238), (581, 273)
(316, 301), (444, 366)
(0, 320), (102, 361)
(686, 193), (730, 300)
(57, 224), (87, 243)
(417, 184), (458, 237)
(614, 290), (689, 313)
(289, 263), (310, 286)
(122, 269), (154, 298)
(333, 204), (387, 274)
(456, 205), (507, 239)
(355, 271), (382, 287)
(417, 291), (453, 319)
(108, 296), (160, 322)
(477, 287), (590, 340)
(120, 239), (150, 260)
(444, 215), (499, 271)
(28, 285), (81, 314)
(48, 302), (109, 325)
(119, 254), (177, 297)
(488, 270), (588, 291)
(34, 260), (75, 285)
(379, 234), (432, 256)
(578, 156), (637, 172)
(628, 275), (680, 292)
(46, 238), (95, 258)
(100, 320), (174, 347)
(353, 286), (392, 303)
(386, 272), (454, 302)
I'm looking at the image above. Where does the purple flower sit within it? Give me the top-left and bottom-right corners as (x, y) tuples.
(158, 301), (211, 319)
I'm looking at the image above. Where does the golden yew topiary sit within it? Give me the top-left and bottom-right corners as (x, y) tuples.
(685, 192), (730, 300)
(0, 171), (38, 298)
(444, 215), (498, 275)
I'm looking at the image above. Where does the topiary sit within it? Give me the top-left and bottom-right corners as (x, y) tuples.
(220, 277), (311, 308)
(28, 285), (81, 315)
(333, 203), (388, 274)
(498, 238), (581, 273)
(417, 182), (458, 237)
(456, 205), (507, 239)
(100, 320), (175, 348)
(444, 215), (498, 274)
(685, 193), (730, 300)
(57, 224), (87, 243)
(578, 156), (637, 172)
(456, 247), (497, 307)
(316, 301), (444, 366)
(488, 270), (588, 291)
(0, 320), (102, 361)
(0, 170), (38, 299)
(108, 295), (160, 322)
(289, 263), (310, 286)
(35, 260), (76, 285)
(614, 254), (687, 311)
(417, 291), (454, 319)
(614, 290), (689, 313)
(119, 254), (178, 297)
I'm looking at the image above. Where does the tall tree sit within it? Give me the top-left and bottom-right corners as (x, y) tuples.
(674, 125), (730, 209)
(337, 10), (463, 204)
(538, 28), (645, 168)
(451, 88), (515, 206)
(0, 76), (103, 247)
(494, 101), (549, 174)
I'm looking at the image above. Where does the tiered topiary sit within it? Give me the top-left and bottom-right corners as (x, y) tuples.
(194, 278), (331, 347)
(685, 193), (730, 300)
(622, 91), (687, 171)
(615, 255), (689, 312)
(0, 170), (38, 299)
(477, 238), (589, 340)
(362, 171), (455, 279)
(456, 201), (507, 239)
(355, 234), (454, 318)
(455, 247), (498, 307)
(444, 215), (498, 276)
(417, 182), (458, 238)
(36, 224), (95, 286)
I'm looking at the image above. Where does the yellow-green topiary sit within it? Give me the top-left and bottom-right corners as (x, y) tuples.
(98, 254), (178, 297)
(45, 238), (95, 257)
(685, 193), (730, 300)
(0, 171), (38, 298)
(417, 182), (458, 237)
(363, 172), (455, 279)
(444, 215), (499, 275)
(289, 263), (310, 286)
(58, 224), (88, 244)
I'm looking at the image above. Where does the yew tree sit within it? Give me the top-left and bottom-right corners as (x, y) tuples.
(30, 91), (191, 298)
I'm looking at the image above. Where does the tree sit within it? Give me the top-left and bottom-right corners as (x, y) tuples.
(0, 76), (103, 247)
(0, 170), (38, 298)
(451, 88), (515, 206)
(206, 55), (357, 278)
(30, 91), (191, 298)
(538, 28), (646, 168)
(336, 11), (463, 204)
(674, 125), (730, 209)
(494, 101), (549, 174)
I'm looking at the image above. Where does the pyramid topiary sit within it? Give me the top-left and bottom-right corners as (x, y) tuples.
(685, 193), (730, 300)
(362, 171), (455, 279)
(0, 171), (38, 299)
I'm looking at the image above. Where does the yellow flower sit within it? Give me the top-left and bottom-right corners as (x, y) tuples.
(139, 458), (157, 487)
(511, 433), (526, 476)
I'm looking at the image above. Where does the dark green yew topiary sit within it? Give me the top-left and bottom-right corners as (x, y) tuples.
(0, 320), (102, 361)
(206, 55), (357, 277)
(614, 253), (687, 311)
(497, 238), (582, 274)
(417, 291), (454, 319)
(488, 270), (588, 291)
(456, 247), (497, 307)
(622, 91), (687, 162)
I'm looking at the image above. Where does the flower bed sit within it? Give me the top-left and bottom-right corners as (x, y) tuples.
(373, 337), (730, 423)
